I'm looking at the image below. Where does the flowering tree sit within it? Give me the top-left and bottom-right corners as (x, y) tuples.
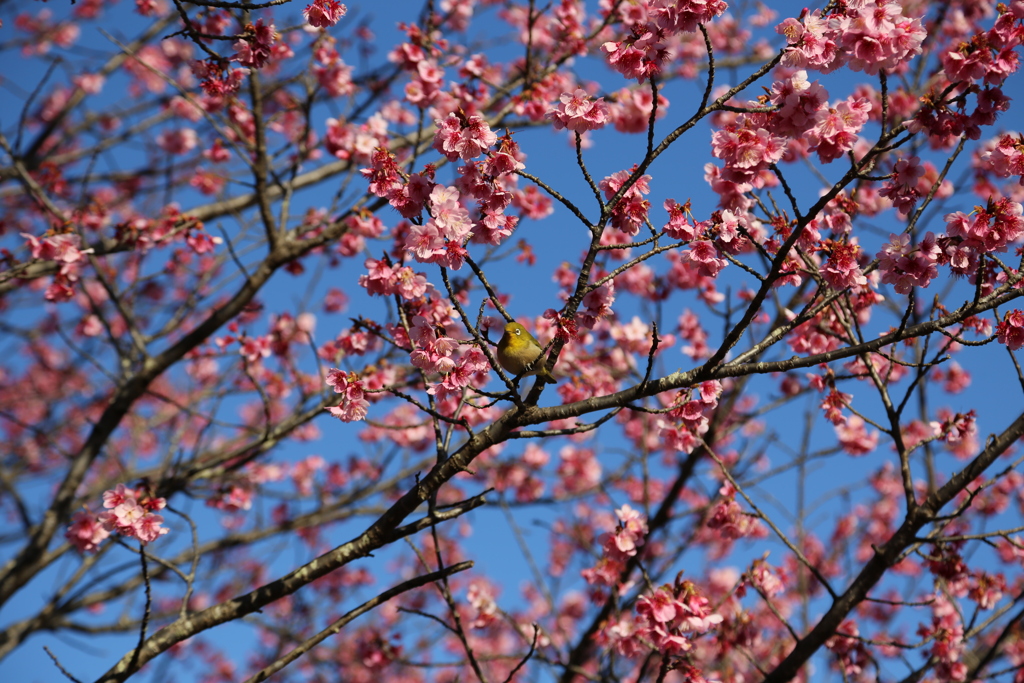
(3, 0), (1024, 682)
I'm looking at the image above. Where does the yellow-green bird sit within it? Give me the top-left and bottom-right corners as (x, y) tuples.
(497, 321), (557, 384)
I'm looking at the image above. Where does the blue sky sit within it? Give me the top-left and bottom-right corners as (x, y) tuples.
(2, 1), (1024, 681)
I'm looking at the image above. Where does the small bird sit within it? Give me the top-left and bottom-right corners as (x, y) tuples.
(496, 321), (557, 384)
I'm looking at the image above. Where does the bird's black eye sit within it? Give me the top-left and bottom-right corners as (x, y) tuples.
(515, 329), (520, 335)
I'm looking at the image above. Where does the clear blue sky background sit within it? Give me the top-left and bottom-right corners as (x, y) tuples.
(2, 1), (1023, 681)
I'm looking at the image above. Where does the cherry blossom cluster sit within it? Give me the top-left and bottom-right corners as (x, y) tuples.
(786, 307), (846, 359)
(710, 117), (786, 186)
(581, 504), (648, 590)
(13, 8), (80, 56)
(978, 133), (1024, 187)
(417, 333), (488, 402)
(20, 231), (93, 302)
(873, 195), (1024, 297)
(500, 0), (587, 59)
(363, 121), (528, 261)
(678, 308), (711, 358)
(433, 112), (498, 162)
(707, 483), (767, 541)
(555, 445), (603, 496)
(879, 156), (926, 216)
(66, 484), (169, 552)
(908, 86), (1010, 147)
(546, 89), (610, 133)
(359, 257), (431, 300)
(805, 96), (873, 164)
(824, 619), (871, 679)
(465, 581), (500, 629)
(542, 308), (582, 344)
(207, 478), (257, 515)
(657, 381), (722, 454)
(65, 510), (110, 554)
(649, 0), (730, 35)
(191, 59), (248, 111)
(602, 24), (671, 82)
(941, 197), (1024, 275)
(712, 78), (872, 185)
(232, 20), (279, 69)
(206, 315), (315, 380)
(819, 384), (853, 425)
(640, 580), (724, 651)
(767, 69), (828, 137)
(744, 558), (785, 598)
(324, 280), (492, 408)
(918, 594), (968, 682)
(877, 232), (941, 293)
(600, 0), (728, 81)
(110, 207), (215, 264)
(578, 281), (616, 329)
(930, 409), (978, 457)
(386, 21), (449, 109)
(997, 309), (1024, 349)
(603, 578), (723, 663)
(906, 9), (1024, 146)
(409, 315), (460, 375)
(931, 360), (972, 395)
(361, 147), (428, 217)
(598, 167), (652, 236)
(486, 443), (549, 503)
(777, 0), (926, 76)
(835, 415), (879, 456)
(941, 7), (1024, 87)
(606, 87), (670, 134)
(445, 125), (529, 249)
(820, 239), (868, 291)
(325, 368), (370, 422)
(99, 484), (169, 544)
(404, 185), (475, 270)
(303, 0), (347, 29)
(316, 40), (356, 100)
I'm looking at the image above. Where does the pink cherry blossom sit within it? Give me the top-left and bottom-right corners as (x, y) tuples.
(777, 1), (925, 76)
(711, 122), (786, 183)
(977, 133), (1024, 184)
(547, 89), (610, 133)
(879, 156), (925, 215)
(94, 484), (169, 545)
(769, 70), (829, 137)
(877, 231), (940, 293)
(10, 2), (1024, 679)
(233, 20), (277, 69)
(602, 25), (669, 82)
(835, 415), (878, 456)
(996, 309), (1024, 350)
(681, 240), (727, 278)
(433, 112), (497, 161)
(806, 97), (871, 164)
(65, 510), (110, 553)
(325, 368), (370, 422)
(650, 0), (729, 35)
(304, 0), (347, 28)
(821, 241), (867, 290)
(599, 167), (651, 236)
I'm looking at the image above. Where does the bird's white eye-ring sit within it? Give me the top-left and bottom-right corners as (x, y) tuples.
(515, 328), (521, 335)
